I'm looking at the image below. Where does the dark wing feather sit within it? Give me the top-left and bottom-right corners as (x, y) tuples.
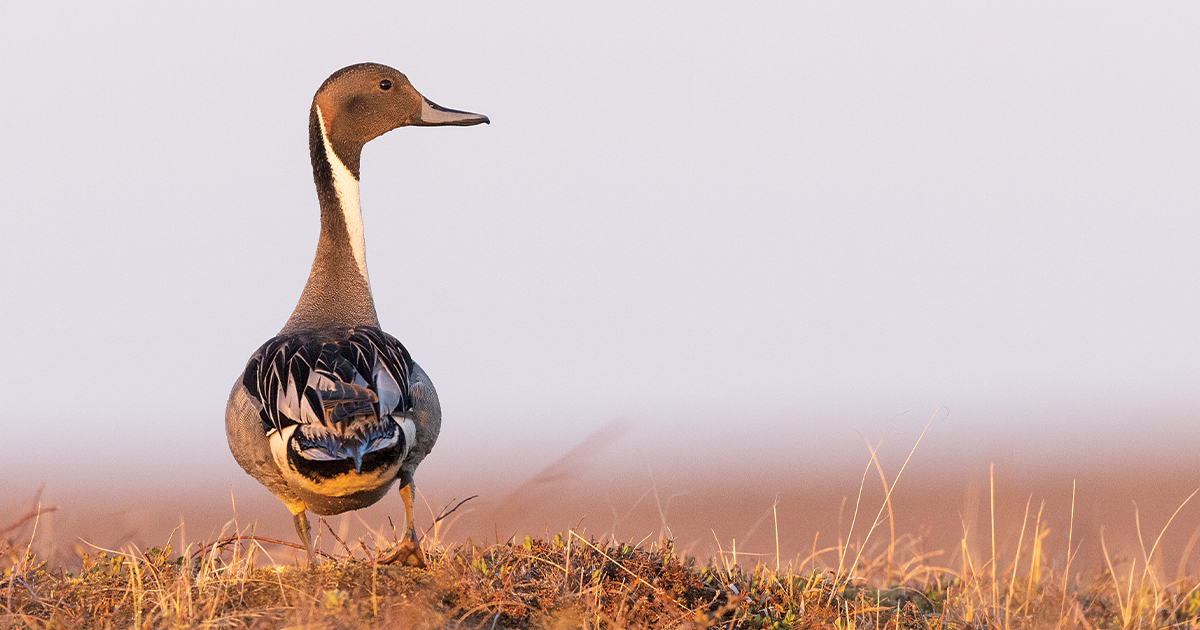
(350, 328), (413, 416)
(240, 326), (415, 435)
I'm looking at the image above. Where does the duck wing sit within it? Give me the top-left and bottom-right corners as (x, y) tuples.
(402, 360), (443, 473)
(241, 326), (415, 436)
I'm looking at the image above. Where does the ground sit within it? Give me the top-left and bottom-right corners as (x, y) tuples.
(4, 525), (1199, 629)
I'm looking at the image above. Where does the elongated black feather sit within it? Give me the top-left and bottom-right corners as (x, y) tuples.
(240, 326), (413, 434)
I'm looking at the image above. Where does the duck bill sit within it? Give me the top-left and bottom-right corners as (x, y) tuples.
(412, 96), (490, 126)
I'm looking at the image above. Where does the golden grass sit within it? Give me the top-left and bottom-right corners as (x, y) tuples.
(4, 502), (1200, 629)
(5, 480), (1200, 629)
(5, 418), (1200, 628)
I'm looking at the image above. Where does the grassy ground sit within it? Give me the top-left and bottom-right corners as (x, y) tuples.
(4, 490), (1200, 629)
(6, 423), (1200, 628)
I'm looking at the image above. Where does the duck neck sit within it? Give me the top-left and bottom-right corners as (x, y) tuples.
(282, 106), (379, 333)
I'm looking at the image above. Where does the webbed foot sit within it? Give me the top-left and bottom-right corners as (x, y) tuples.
(378, 539), (426, 568)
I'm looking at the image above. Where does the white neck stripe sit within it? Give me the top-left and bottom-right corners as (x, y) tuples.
(316, 106), (369, 281)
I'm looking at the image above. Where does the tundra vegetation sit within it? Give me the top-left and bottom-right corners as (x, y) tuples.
(5, 421), (1200, 629)
(5, 477), (1200, 629)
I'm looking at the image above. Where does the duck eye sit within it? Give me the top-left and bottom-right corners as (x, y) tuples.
(379, 79), (392, 91)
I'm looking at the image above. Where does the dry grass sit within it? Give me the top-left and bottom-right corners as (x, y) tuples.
(5, 483), (1200, 629)
(5, 419), (1200, 628)
(4, 509), (1200, 629)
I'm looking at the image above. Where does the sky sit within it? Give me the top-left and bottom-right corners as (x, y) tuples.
(1, 2), (1198, 510)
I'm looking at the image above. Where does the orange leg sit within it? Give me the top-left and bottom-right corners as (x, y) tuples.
(293, 512), (314, 565)
(380, 470), (426, 567)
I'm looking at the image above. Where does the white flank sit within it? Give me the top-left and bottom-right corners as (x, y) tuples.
(268, 425), (299, 475)
(316, 106), (369, 281)
(396, 415), (417, 461)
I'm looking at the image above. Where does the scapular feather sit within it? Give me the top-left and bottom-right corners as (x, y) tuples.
(243, 326), (413, 435)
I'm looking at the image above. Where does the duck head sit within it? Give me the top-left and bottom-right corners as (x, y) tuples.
(311, 62), (489, 178)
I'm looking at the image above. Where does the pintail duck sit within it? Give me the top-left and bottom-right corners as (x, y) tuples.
(225, 63), (488, 566)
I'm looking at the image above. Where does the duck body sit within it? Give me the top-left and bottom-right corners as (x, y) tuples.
(224, 63), (486, 564)
(226, 325), (440, 515)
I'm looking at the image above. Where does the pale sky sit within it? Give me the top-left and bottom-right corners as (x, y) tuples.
(1, 2), (1198, 488)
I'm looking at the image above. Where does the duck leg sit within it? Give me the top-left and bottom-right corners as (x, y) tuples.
(400, 470), (419, 542)
(293, 511), (315, 566)
(379, 470), (426, 567)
